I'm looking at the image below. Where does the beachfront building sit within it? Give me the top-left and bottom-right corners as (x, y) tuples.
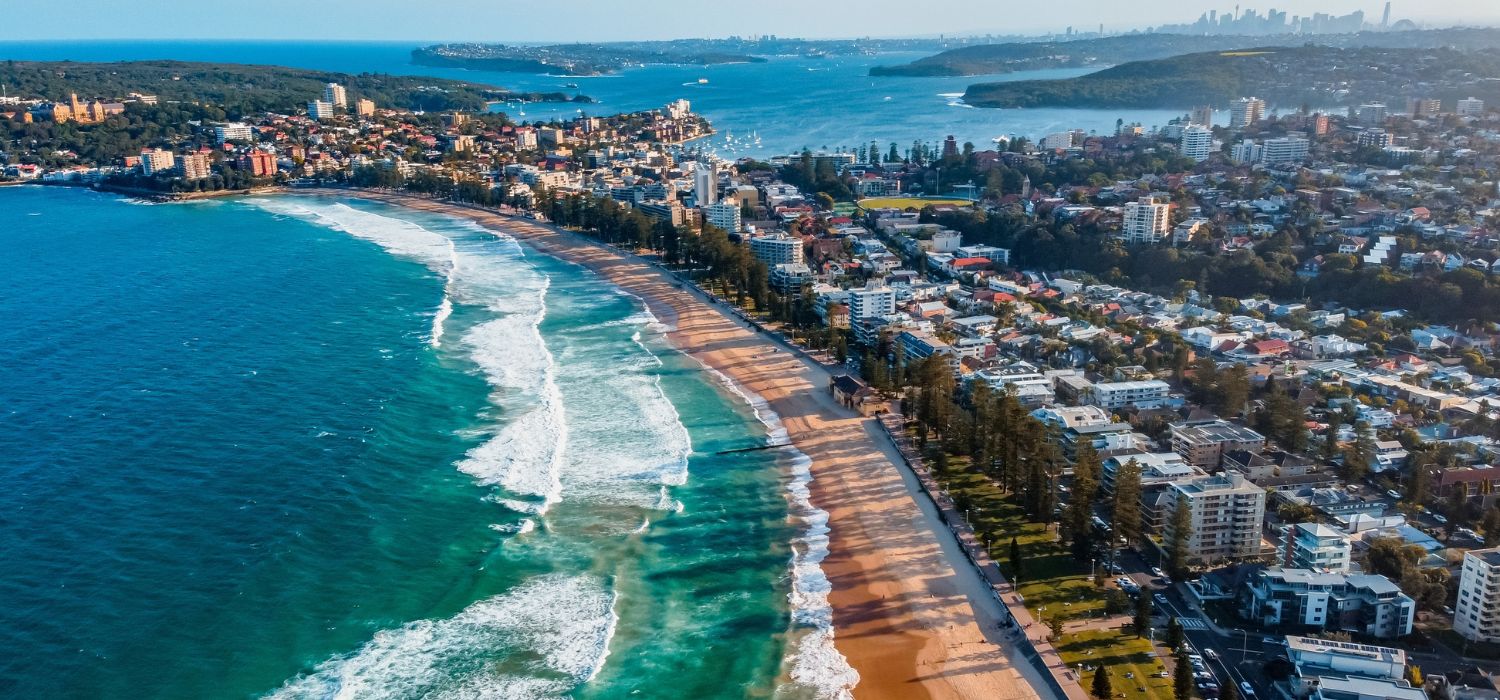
(1277, 636), (1422, 700)
(1162, 473), (1266, 564)
(177, 153), (210, 180)
(748, 234), (804, 266)
(1122, 197), (1172, 244)
(694, 162), (718, 205)
(1456, 548), (1500, 643)
(140, 148), (176, 176)
(1242, 568), (1415, 639)
(1283, 522), (1352, 572)
(898, 330), (958, 371)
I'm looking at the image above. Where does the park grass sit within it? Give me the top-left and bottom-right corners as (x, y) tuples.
(1058, 629), (1175, 700)
(931, 465), (1105, 622)
(856, 196), (973, 211)
(931, 458), (1174, 697)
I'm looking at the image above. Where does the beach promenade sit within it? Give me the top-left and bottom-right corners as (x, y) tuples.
(312, 190), (1056, 700)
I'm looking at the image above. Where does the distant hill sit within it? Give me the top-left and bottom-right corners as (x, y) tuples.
(960, 45), (1500, 109)
(0, 60), (588, 115)
(413, 43), (768, 76)
(872, 27), (1500, 77)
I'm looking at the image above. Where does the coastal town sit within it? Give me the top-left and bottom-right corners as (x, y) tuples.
(12, 49), (1500, 700)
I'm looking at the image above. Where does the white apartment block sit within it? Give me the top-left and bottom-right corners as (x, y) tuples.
(1458, 97), (1486, 118)
(847, 285), (896, 322)
(307, 100), (335, 120)
(213, 123), (253, 145)
(1243, 568), (1415, 639)
(1087, 379), (1171, 409)
(1456, 548), (1500, 643)
(1122, 197), (1172, 244)
(1262, 136), (1311, 165)
(1162, 472), (1266, 564)
(694, 163), (718, 205)
(1283, 522), (1352, 572)
(748, 235), (804, 266)
(1180, 124), (1213, 162)
(140, 148), (176, 176)
(704, 201), (741, 232)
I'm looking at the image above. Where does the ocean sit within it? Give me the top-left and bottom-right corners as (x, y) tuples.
(0, 40), (1197, 157)
(0, 186), (853, 698)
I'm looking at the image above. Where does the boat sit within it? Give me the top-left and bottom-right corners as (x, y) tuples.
(561, 82), (579, 89)
(697, 78), (709, 85)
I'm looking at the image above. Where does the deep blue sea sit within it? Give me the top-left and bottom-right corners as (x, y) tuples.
(0, 187), (853, 698)
(0, 40), (1196, 156)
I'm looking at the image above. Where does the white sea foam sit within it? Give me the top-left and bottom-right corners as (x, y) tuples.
(264, 574), (617, 700)
(701, 368), (859, 700)
(248, 199), (568, 513)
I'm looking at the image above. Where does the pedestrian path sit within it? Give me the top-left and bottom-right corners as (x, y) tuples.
(1178, 617), (1209, 630)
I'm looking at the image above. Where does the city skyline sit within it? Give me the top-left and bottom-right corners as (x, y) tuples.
(8, 0), (1500, 42)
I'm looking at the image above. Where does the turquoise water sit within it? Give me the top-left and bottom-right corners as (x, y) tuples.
(0, 40), (1194, 156)
(0, 187), (847, 698)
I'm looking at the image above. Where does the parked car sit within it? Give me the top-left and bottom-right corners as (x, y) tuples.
(1241, 681), (1256, 696)
(1387, 489), (1402, 500)
(1154, 593), (1169, 606)
(1150, 567), (1166, 578)
(1433, 513), (1449, 524)
(1203, 649), (1219, 660)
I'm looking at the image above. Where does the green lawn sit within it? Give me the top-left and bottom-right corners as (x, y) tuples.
(932, 460), (1172, 697)
(1058, 629), (1175, 700)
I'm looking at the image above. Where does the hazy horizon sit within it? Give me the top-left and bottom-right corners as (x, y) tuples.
(9, 1), (1500, 43)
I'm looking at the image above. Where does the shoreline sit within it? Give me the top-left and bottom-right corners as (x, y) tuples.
(280, 189), (1055, 700)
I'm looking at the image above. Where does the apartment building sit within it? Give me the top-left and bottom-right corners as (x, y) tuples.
(1170, 419), (1267, 468)
(307, 100), (335, 121)
(1242, 567), (1415, 639)
(1181, 124), (1213, 162)
(1283, 522), (1352, 573)
(1456, 548), (1500, 643)
(1230, 97), (1266, 128)
(748, 234), (804, 266)
(1162, 472), (1267, 564)
(1122, 197), (1172, 244)
(177, 153), (210, 180)
(1087, 379), (1172, 410)
(213, 123), (253, 145)
(704, 201), (741, 232)
(1262, 136), (1311, 164)
(323, 82), (347, 108)
(139, 148), (176, 176)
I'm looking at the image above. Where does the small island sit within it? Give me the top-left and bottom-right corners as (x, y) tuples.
(961, 45), (1500, 109)
(0, 60), (590, 115)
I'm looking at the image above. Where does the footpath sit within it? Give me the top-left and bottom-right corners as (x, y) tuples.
(877, 413), (1091, 700)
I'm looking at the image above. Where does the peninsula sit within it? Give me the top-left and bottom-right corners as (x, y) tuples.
(961, 45), (1500, 109)
(0, 60), (588, 115)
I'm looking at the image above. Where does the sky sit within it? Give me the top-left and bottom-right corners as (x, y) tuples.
(5, 1), (1500, 42)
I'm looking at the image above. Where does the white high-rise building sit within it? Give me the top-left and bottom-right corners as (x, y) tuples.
(1162, 472), (1266, 564)
(1229, 97), (1266, 129)
(1356, 103), (1388, 126)
(307, 100), (335, 120)
(1180, 124), (1213, 162)
(704, 201), (741, 232)
(140, 148), (176, 175)
(1040, 131), (1075, 150)
(1261, 136), (1311, 164)
(1456, 547), (1500, 643)
(748, 235), (803, 266)
(1458, 97), (1486, 118)
(324, 83), (347, 108)
(847, 285), (896, 322)
(694, 162), (718, 206)
(1122, 196), (1172, 244)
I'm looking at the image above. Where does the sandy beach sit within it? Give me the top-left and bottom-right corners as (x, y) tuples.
(317, 190), (1052, 700)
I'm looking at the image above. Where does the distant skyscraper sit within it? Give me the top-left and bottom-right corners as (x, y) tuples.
(324, 83), (347, 108)
(1382, 1), (1391, 28)
(1229, 97), (1266, 129)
